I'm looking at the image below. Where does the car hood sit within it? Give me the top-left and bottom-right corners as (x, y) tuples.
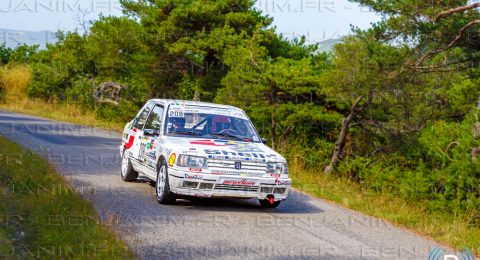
(162, 136), (286, 163)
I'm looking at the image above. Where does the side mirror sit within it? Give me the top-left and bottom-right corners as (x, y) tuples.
(261, 138), (268, 144)
(144, 129), (159, 137)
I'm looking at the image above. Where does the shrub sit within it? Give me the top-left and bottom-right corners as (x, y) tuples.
(27, 63), (68, 100)
(65, 76), (96, 109)
(95, 100), (139, 123)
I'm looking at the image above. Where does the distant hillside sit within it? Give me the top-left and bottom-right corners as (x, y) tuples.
(0, 28), (57, 49)
(1, 27), (340, 53)
(317, 38), (341, 53)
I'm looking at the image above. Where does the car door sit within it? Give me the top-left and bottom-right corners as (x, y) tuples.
(138, 105), (165, 178)
(129, 102), (155, 172)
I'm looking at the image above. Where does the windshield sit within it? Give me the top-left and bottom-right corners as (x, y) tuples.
(165, 105), (261, 142)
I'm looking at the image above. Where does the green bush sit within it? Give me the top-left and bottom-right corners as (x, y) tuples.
(28, 63), (68, 100)
(65, 76), (96, 109)
(95, 100), (139, 123)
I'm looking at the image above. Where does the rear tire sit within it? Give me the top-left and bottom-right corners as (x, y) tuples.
(259, 199), (281, 208)
(121, 150), (138, 182)
(156, 163), (176, 204)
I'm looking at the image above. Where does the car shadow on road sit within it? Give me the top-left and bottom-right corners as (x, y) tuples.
(151, 188), (324, 214)
(144, 180), (323, 214)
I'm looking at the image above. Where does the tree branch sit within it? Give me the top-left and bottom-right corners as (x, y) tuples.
(435, 3), (480, 21)
(413, 19), (480, 68)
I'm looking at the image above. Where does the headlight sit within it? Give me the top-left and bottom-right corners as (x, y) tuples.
(267, 162), (288, 175)
(177, 155), (208, 169)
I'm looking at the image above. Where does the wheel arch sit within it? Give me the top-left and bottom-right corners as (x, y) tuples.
(157, 155), (166, 172)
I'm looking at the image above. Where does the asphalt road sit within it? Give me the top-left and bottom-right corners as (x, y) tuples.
(0, 111), (448, 259)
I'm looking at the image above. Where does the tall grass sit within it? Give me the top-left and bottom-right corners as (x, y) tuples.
(0, 64), (32, 101)
(289, 163), (480, 255)
(0, 64), (124, 131)
(0, 98), (125, 131)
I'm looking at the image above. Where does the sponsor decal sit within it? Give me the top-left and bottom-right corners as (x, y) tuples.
(276, 180), (291, 185)
(270, 173), (281, 178)
(191, 139), (262, 152)
(182, 149), (198, 154)
(185, 173), (203, 179)
(190, 140), (262, 153)
(222, 179), (256, 186)
(189, 168), (202, 172)
(210, 170), (263, 177)
(148, 139), (155, 150)
(148, 151), (156, 160)
(207, 155), (262, 162)
(124, 135), (135, 149)
(168, 153), (176, 167)
(190, 140), (227, 146)
(204, 149), (265, 159)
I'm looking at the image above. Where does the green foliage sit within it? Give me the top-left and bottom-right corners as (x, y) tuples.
(65, 76), (96, 109)
(28, 62), (69, 99)
(2, 0), (479, 237)
(95, 100), (139, 122)
(9, 44), (39, 63)
(0, 44), (11, 65)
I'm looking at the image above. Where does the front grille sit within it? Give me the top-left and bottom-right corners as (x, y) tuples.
(183, 181), (199, 188)
(260, 187), (274, 193)
(208, 159), (267, 171)
(199, 183), (214, 190)
(214, 184), (259, 192)
(273, 187), (286, 194)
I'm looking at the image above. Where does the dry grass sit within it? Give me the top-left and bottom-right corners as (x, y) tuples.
(0, 98), (124, 132)
(289, 165), (480, 255)
(0, 64), (32, 102)
(0, 65), (124, 132)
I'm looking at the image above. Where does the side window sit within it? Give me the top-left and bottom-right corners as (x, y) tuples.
(144, 105), (164, 131)
(134, 103), (154, 130)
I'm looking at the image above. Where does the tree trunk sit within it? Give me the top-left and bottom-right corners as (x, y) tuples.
(271, 110), (276, 150)
(472, 95), (480, 160)
(324, 96), (364, 174)
(193, 85), (201, 101)
(280, 126), (291, 154)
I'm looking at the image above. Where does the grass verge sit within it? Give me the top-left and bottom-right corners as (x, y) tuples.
(290, 166), (480, 255)
(0, 136), (134, 259)
(0, 99), (124, 132)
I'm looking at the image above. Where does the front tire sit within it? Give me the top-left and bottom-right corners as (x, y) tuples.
(121, 150), (138, 182)
(156, 163), (176, 204)
(259, 199), (281, 208)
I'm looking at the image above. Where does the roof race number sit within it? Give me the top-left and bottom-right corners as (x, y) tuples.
(168, 109), (185, 118)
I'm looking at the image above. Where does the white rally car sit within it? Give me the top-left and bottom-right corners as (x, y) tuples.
(120, 99), (291, 208)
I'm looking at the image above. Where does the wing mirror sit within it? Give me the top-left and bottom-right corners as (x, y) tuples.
(261, 138), (268, 144)
(144, 129), (159, 137)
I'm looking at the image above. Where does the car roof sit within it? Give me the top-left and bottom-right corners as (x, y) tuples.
(148, 99), (243, 111)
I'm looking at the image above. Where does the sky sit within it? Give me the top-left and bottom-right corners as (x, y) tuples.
(0, 0), (380, 44)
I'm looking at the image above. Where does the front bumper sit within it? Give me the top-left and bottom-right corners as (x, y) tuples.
(168, 168), (291, 202)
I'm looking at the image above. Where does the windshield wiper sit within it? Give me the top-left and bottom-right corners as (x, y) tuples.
(210, 133), (250, 142)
